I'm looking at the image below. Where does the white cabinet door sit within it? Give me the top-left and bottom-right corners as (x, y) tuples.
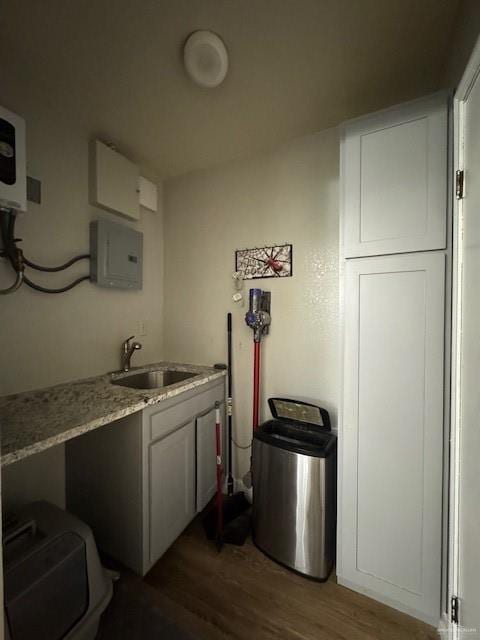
(342, 93), (447, 258)
(338, 252), (445, 624)
(149, 421), (196, 565)
(196, 404), (224, 513)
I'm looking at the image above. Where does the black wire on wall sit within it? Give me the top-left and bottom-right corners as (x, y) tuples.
(0, 210), (91, 294)
(23, 274), (91, 294)
(23, 254), (91, 272)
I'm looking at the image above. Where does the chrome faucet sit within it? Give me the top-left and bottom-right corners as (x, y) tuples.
(121, 336), (142, 372)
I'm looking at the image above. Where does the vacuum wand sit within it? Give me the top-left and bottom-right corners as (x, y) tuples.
(227, 313), (234, 497)
(245, 288), (271, 430)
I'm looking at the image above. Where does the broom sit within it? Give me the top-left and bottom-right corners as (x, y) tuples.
(203, 313), (251, 548)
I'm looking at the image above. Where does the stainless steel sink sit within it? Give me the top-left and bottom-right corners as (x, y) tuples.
(111, 369), (197, 390)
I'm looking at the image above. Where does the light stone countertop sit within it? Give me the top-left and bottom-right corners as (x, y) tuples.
(0, 362), (226, 467)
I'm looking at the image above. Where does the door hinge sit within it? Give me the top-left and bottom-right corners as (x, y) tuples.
(456, 170), (465, 200)
(451, 595), (459, 625)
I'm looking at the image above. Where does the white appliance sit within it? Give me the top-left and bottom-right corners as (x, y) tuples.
(0, 105), (26, 211)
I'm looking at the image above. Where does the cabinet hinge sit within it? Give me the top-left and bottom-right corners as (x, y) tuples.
(456, 170), (465, 200)
(451, 595), (459, 625)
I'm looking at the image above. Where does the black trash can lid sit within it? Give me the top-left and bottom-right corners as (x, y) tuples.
(254, 398), (337, 458)
(268, 398), (331, 431)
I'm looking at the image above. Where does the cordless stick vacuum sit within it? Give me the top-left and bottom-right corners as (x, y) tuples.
(245, 288), (271, 429)
(244, 288), (271, 487)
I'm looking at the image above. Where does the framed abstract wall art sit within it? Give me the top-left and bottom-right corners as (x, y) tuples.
(235, 243), (293, 279)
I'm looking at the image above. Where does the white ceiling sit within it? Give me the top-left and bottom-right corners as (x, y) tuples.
(2, 0), (460, 179)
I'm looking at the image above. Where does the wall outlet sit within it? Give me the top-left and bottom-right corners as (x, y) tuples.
(136, 320), (147, 336)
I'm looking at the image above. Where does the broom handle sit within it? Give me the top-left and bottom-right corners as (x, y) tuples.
(227, 313), (234, 496)
(215, 403), (223, 537)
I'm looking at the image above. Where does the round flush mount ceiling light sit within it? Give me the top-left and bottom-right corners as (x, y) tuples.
(183, 30), (229, 88)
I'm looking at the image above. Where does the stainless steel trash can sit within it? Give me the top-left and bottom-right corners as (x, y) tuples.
(252, 398), (337, 581)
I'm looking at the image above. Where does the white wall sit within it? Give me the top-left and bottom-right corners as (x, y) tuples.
(163, 128), (339, 476)
(0, 102), (164, 511)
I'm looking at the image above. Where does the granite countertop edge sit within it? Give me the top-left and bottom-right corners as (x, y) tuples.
(0, 362), (226, 467)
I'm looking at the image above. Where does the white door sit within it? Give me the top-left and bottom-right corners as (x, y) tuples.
(339, 251), (445, 625)
(196, 406), (221, 512)
(149, 421), (196, 564)
(342, 92), (447, 258)
(451, 43), (480, 639)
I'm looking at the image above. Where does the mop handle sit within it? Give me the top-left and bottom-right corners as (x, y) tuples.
(215, 404), (222, 466)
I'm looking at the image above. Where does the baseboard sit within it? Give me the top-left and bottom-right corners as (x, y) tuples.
(337, 574), (439, 628)
(438, 613), (454, 639)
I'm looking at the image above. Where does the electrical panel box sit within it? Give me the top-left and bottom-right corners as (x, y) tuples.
(90, 219), (143, 290)
(0, 105), (26, 211)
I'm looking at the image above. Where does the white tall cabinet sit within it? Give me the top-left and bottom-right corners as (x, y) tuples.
(338, 93), (449, 625)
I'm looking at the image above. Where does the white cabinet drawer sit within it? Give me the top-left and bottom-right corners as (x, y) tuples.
(147, 381), (224, 442)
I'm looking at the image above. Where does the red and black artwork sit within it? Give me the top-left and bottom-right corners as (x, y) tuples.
(235, 244), (293, 279)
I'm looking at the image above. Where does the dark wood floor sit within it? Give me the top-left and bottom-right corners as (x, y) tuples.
(143, 519), (439, 640)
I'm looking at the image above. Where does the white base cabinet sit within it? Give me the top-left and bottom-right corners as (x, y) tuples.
(66, 378), (225, 576)
(338, 252), (445, 624)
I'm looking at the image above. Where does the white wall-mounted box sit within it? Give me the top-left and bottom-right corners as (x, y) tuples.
(138, 176), (158, 212)
(91, 140), (140, 220)
(0, 105), (26, 211)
